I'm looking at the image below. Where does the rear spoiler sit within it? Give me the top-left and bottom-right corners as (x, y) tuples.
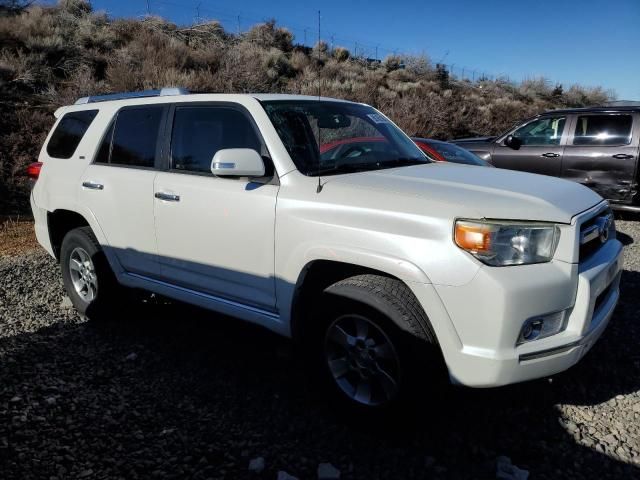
(54, 106), (68, 119)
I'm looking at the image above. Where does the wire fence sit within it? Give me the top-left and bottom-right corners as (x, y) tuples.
(148, 0), (512, 82)
(35, 0), (553, 86)
(81, 0), (515, 83)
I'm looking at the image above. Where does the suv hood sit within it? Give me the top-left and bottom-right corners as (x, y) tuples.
(325, 163), (602, 224)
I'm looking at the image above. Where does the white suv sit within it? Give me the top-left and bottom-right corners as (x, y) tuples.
(29, 88), (623, 410)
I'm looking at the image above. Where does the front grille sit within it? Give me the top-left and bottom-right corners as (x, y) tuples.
(579, 209), (615, 262)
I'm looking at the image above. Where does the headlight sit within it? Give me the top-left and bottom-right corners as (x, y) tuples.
(454, 219), (560, 266)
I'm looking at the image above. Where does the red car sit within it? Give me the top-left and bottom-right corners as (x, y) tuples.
(320, 136), (490, 166)
(412, 137), (491, 166)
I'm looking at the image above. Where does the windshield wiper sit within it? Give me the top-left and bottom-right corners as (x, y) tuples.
(313, 162), (383, 176)
(380, 157), (431, 167)
(312, 158), (429, 176)
(378, 157), (432, 169)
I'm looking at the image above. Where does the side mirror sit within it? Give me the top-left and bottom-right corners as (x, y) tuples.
(504, 135), (522, 150)
(210, 148), (265, 177)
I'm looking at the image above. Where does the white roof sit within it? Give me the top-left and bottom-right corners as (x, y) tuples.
(56, 91), (357, 117)
(250, 93), (353, 103)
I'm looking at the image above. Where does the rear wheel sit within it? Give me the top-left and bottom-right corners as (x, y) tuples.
(60, 227), (119, 318)
(68, 246), (98, 303)
(309, 274), (447, 414)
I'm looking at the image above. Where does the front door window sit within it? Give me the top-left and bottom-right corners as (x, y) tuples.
(512, 117), (566, 146)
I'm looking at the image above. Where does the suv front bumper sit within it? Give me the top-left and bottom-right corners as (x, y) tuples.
(410, 237), (623, 387)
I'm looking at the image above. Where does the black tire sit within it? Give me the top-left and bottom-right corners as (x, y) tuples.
(60, 226), (119, 318)
(307, 274), (447, 416)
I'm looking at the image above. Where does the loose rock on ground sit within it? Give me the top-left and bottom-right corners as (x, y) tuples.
(1, 219), (639, 479)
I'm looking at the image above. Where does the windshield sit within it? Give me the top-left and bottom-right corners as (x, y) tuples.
(261, 100), (430, 176)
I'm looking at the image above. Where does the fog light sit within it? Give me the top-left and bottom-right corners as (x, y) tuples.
(521, 319), (543, 340)
(517, 310), (567, 345)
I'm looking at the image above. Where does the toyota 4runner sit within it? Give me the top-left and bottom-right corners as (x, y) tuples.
(29, 88), (624, 410)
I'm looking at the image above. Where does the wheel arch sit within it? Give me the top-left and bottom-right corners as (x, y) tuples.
(46, 208), (116, 272)
(289, 258), (430, 343)
(47, 209), (92, 260)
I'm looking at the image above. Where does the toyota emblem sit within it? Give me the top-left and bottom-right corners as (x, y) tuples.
(597, 215), (612, 244)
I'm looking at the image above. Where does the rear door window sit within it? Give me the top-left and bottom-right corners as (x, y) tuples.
(96, 106), (163, 168)
(572, 114), (633, 146)
(47, 110), (98, 159)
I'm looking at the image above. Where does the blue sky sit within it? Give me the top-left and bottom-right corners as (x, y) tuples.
(87, 0), (640, 99)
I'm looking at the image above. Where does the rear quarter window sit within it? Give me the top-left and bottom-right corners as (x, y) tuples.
(46, 110), (99, 159)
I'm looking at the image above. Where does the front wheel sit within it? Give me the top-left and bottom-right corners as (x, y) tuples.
(324, 312), (402, 407)
(60, 226), (119, 317)
(310, 274), (447, 414)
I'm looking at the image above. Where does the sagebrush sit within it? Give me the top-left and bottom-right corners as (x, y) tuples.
(0, 0), (614, 213)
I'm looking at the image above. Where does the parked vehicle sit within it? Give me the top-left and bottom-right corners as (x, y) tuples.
(411, 138), (491, 166)
(319, 135), (490, 167)
(451, 106), (640, 211)
(29, 89), (623, 411)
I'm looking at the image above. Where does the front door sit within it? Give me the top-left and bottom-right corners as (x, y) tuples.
(153, 104), (278, 310)
(561, 113), (639, 203)
(492, 115), (568, 177)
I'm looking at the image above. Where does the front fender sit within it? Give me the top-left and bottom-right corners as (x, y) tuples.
(301, 245), (431, 284)
(472, 150), (492, 162)
(275, 245), (432, 337)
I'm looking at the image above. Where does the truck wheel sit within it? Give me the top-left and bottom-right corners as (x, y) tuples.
(311, 274), (446, 413)
(60, 226), (119, 318)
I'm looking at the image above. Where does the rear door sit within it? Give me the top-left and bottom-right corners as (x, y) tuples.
(78, 105), (166, 276)
(491, 115), (568, 177)
(561, 112), (639, 203)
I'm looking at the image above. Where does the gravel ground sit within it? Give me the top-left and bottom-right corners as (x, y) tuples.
(1, 221), (640, 480)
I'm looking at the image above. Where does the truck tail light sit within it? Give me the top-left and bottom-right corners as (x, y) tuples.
(26, 162), (43, 180)
(415, 142), (446, 162)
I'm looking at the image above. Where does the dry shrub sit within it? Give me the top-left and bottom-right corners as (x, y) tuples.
(58, 0), (92, 16)
(220, 41), (282, 92)
(290, 50), (310, 71)
(263, 48), (293, 80)
(0, 216), (39, 257)
(244, 20), (293, 52)
(333, 47), (350, 62)
(404, 55), (431, 77)
(382, 55), (403, 72)
(0, 2), (616, 214)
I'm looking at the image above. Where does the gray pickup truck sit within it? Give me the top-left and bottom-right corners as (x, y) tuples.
(452, 105), (640, 211)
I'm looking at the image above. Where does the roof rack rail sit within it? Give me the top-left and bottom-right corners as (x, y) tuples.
(602, 100), (640, 107)
(74, 87), (189, 105)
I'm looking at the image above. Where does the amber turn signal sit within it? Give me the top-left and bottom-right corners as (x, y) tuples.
(454, 221), (493, 253)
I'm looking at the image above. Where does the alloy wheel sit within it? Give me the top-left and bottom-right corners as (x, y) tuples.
(324, 314), (401, 406)
(68, 247), (97, 302)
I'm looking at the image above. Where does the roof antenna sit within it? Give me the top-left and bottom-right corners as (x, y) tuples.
(316, 9), (324, 193)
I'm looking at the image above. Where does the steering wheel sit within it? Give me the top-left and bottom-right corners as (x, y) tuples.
(340, 145), (368, 158)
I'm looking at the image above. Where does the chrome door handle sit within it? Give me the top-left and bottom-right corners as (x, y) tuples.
(82, 181), (104, 190)
(612, 154), (633, 159)
(541, 152), (560, 158)
(155, 192), (180, 202)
